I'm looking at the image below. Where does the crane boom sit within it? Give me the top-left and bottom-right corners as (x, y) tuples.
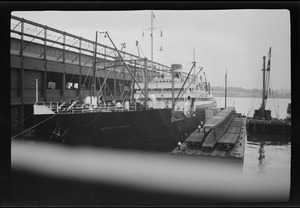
(203, 72), (208, 92)
(136, 41), (141, 57)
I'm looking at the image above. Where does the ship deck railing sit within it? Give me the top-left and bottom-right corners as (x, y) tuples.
(35, 101), (137, 113)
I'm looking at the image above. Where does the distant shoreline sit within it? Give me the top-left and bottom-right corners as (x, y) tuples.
(212, 91), (291, 99)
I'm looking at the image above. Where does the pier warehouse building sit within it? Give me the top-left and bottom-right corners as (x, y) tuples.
(10, 15), (171, 136)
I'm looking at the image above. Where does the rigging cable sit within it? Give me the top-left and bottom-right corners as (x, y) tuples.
(11, 114), (34, 128)
(247, 61), (263, 117)
(77, 66), (93, 100)
(11, 113), (57, 140)
(269, 78), (280, 119)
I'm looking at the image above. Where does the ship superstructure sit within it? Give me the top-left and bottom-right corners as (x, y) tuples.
(134, 63), (217, 115)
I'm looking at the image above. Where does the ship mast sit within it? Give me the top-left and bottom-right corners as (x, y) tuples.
(262, 47), (272, 119)
(261, 55), (266, 119)
(193, 48), (196, 79)
(225, 68), (227, 108)
(151, 10), (154, 71)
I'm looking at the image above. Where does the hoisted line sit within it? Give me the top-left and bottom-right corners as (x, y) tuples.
(96, 67), (113, 99)
(104, 82), (116, 101)
(123, 85), (132, 102)
(22, 28), (45, 51)
(173, 62), (196, 105)
(248, 63), (263, 117)
(95, 69), (104, 98)
(77, 66), (93, 100)
(104, 31), (146, 97)
(11, 113), (57, 140)
(269, 79), (280, 118)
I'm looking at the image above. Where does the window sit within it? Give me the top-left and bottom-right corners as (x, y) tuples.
(48, 82), (56, 89)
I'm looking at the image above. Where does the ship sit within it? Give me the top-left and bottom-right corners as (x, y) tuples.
(246, 47), (291, 136)
(11, 12), (216, 152)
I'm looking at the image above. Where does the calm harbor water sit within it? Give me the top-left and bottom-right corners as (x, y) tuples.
(216, 96), (291, 201)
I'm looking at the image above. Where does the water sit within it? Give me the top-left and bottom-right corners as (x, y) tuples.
(216, 96), (291, 201)
(215, 96), (290, 119)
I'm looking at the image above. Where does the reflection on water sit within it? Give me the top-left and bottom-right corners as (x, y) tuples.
(257, 141), (266, 175)
(244, 133), (291, 192)
(242, 134), (291, 203)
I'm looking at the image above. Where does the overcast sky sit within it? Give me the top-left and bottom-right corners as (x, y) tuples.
(12, 10), (291, 90)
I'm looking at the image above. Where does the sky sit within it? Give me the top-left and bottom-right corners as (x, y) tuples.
(11, 10), (291, 91)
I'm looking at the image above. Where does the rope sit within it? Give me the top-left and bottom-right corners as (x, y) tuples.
(269, 79), (280, 118)
(11, 113), (57, 140)
(11, 114), (34, 127)
(79, 111), (101, 126)
(77, 66), (93, 100)
(248, 64), (263, 117)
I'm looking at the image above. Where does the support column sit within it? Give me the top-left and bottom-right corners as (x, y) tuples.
(19, 104), (24, 135)
(78, 38), (82, 99)
(62, 72), (65, 100)
(63, 32), (66, 64)
(43, 71), (47, 102)
(44, 26), (47, 60)
(20, 19), (25, 133)
(43, 26), (48, 102)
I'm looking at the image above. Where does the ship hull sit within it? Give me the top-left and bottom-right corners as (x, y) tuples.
(26, 108), (199, 152)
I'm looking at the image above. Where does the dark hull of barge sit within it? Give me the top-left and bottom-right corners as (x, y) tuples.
(246, 118), (291, 136)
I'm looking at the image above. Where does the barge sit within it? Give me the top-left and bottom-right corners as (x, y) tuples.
(171, 107), (246, 165)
